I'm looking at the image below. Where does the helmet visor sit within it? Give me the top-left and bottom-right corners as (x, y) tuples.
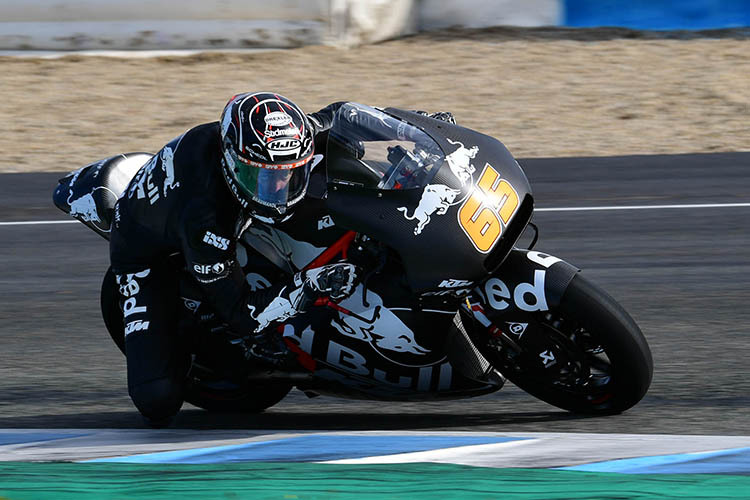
(229, 149), (312, 210)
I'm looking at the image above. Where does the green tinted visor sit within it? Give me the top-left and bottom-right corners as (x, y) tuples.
(228, 150), (313, 209)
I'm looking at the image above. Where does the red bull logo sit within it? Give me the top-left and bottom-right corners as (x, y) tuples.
(445, 138), (478, 186)
(397, 184), (461, 235)
(247, 286), (302, 333)
(330, 286), (434, 362)
(67, 186), (118, 232)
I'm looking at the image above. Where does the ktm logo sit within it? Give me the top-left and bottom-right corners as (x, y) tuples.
(458, 163), (520, 253)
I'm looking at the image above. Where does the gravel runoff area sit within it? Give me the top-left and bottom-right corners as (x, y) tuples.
(1, 26), (748, 173)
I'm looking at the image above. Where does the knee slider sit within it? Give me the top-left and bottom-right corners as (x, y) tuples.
(130, 377), (184, 421)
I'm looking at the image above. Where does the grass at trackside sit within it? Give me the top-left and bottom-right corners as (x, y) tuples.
(1, 462), (749, 499)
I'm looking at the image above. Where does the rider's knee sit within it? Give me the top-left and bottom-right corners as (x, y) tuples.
(129, 376), (184, 423)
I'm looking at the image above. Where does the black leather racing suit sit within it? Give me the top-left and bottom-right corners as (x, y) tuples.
(109, 102), (344, 421)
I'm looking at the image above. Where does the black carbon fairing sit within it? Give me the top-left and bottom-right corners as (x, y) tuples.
(326, 104), (533, 293)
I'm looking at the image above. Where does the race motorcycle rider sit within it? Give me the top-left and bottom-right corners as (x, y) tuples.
(110, 91), (455, 424)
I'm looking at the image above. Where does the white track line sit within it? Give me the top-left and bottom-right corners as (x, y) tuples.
(2, 202), (749, 227)
(536, 202), (750, 212)
(0, 220), (78, 226)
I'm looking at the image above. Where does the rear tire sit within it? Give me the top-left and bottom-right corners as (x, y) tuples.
(465, 272), (653, 414)
(184, 374), (292, 413)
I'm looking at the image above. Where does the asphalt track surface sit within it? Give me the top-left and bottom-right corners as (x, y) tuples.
(1, 152), (749, 433)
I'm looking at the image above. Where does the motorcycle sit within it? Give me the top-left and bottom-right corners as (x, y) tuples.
(53, 102), (652, 415)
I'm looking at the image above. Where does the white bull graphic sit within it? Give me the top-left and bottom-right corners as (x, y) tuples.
(68, 191), (100, 223)
(445, 138), (478, 186)
(161, 147), (180, 195)
(349, 106), (391, 129)
(331, 287), (430, 356)
(247, 286), (302, 333)
(397, 184), (461, 235)
(67, 186), (117, 229)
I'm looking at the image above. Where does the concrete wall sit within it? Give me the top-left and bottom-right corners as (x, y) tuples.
(0, 0), (417, 50)
(419, 0), (560, 30)
(1, 0), (748, 51)
(0, 0), (330, 50)
(0, 0), (327, 21)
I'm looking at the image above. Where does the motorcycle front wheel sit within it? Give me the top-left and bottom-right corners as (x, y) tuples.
(462, 272), (653, 414)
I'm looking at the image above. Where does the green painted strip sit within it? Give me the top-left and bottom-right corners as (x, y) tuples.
(1, 462), (749, 499)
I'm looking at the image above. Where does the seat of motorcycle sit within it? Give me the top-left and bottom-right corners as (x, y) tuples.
(53, 152), (152, 239)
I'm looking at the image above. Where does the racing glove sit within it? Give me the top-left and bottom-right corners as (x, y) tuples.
(292, 263), (360, 312)
(241, 263), (359, 370)
(429, 111), (457, 124)
(413, 110), (457, 125)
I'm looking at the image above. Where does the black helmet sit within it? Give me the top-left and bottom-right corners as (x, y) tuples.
(220, 92), (314, 222)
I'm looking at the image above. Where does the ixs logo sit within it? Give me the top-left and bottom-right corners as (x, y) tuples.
(458, 163), (520, 253)
(203, 231), (230, 251)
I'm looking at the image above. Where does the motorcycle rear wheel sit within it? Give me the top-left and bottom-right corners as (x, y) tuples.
(183, 366), (291, 414)
(464, 272), (653, 414)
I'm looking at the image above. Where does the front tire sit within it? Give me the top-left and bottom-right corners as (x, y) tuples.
(464, 272), (653, 414)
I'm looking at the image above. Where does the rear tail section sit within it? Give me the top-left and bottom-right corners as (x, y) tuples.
(53, 152), (152, 239)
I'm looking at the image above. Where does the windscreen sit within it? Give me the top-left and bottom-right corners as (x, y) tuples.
(327, 103), (445, 190)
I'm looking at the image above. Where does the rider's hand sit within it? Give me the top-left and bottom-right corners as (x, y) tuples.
(413, 110), (457, 125)
(428, 111), (456, 124)
(305, 263), (360, 300)
(293, 263), (361, 311)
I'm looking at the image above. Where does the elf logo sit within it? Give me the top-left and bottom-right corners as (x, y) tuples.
(194, 262), (226, 275)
